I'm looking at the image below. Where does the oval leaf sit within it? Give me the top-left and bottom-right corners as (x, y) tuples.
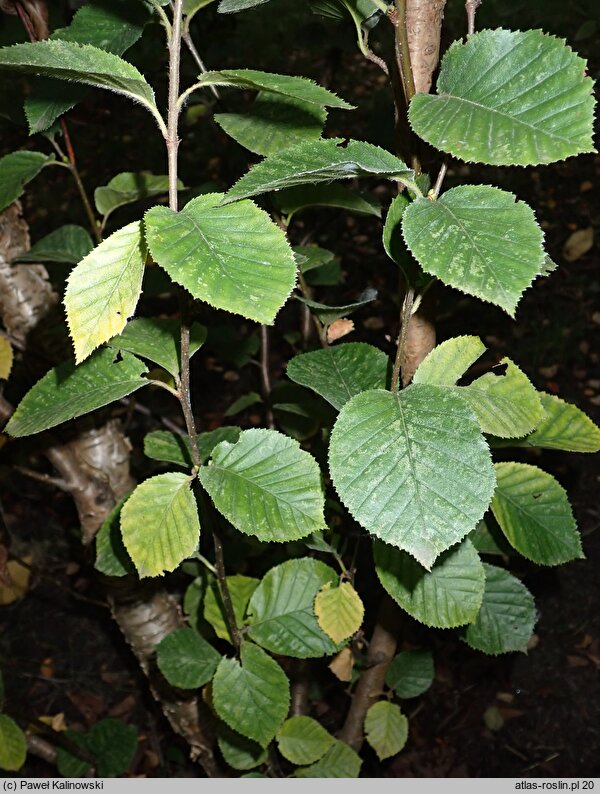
(217, 724), (267, 771)
(196, 68), (352, 109)
(413, 335), (486, 387)
(110, 318), (206, 377)
(491, 462), (582, 566)
(0, 714), (26, 772)
(4, 349), (148, 438)
(156, 627), (220, 689)
(402, 186), (545, 316)
(287, 342), (389, 411)
(0, 151), (53, 213)
(364, 701), (408, 761)
(120, 473), (200, 577)
(314, 581), (364, 644)
(276, 716), (334, 766)
(463, 563), (536, 655)
(212, 642), (290, 747)
(385, 650), (434, 699)
(409, 29), (595, 166)
(519, 392), (600, 453)
(224, 139), (415, 203)
(199, 429), (326, 542)
(329, 386), (495, 569)
(16, 225), (93, 265)
(145, 194), (296, 324)
(374, 539), (485, 629)
(65, 221), (146, 363)
(247, 558), (339, 658)
(294, 739), (362, 778)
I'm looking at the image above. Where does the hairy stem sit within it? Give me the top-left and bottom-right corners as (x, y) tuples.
(260, 325), (275, 430)
(466, 0), (481, 35)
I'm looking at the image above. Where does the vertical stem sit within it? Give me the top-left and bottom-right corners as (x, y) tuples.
(465, 0), (482, 35)
(432, 161), (448, 200)
(260, 325), (275, 430)
(167, 0), (184, 211)
(394, 0), (416, 105)
(212, 528), (242, 654)
(390, 286), (415, 392)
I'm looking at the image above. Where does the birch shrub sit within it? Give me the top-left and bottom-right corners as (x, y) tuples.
(0, 0), (598, 777)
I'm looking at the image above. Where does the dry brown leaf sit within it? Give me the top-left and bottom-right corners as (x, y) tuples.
(327, 319), (354, 343)
(562, 227), (594, 262)
(0, 556), (32, 605)
(328, 647), (354, 682)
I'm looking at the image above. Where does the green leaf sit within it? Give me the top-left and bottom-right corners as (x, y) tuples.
(5, 349), (148, 438)
(184, 0), (216, 22)
(247, 558), (339, 658)
(204, 575), (259, 644)
(287, 343), (388, 411)
(25, 0), (150, 133)
(382, 194), (420, 282)
(413, 335), (486, 387)
(294, 740), (361, 778)
(276, 716), (334, 765)
(65, 222), (147, 363)
(217, 724), (267, 771)
(460, 359), (544, 438)
(95, 172), (179, 221)
(414, 337), (544, 437)
(0, 41), (163, 131)
(145, 194), (296, 324)
(297, 288), (377, 326)
(409, 29), (595, 166)
(144, 430), (194, 468)
(15, 225), (93, 265)
(364, 701), (408, 761)
(0, 150), (52, 212)
(215, 93), (327, 157)
(463, 563), (536, 655)
(109, 318), (206, 377)
(218, 0), (271, 11)
(95, 498), (135, 577)
(491, 462), (582, 566)
(0, 668), (4, 705)
(224, 139), (416, 203)
(156, 627), (220, 688)
(224, 392), (262, 417)
(0, 715), (26, 772)
(120, 473), (200, 577)
(517, 392), (600, 452)
(374, 539), (485, 628)
(329, 386), (495, 568)
(275, 183), (381, 218)
(469, 519), (513, 557)
(385, 650), (434, 699)
(402, 185), (545, 316)
(57, 719), (137, 778)
(314, 581), (364, 644)
(193, 69), (352, 109)
(293, 245), (335, 273)
(199, 429), (326, 542)
(212, 642), (290, 747)
(196, 427), (242, 462)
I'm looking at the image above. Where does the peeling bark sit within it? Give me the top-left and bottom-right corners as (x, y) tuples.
(406, 0), (447, 95)
(0, 203), (221, 776)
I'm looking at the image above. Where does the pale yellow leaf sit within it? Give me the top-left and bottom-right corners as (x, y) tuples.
(65, 221), (146, 363)
(0, 557), (32, 605)
(314, 580), (364, 644)
(328, 647), (353, 682)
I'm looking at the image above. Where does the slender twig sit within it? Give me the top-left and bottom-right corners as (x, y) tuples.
(259, 325), (275, 429)
(431, 161), (448, 200)
(167, 1), (184, 211)
(212, 528), (242, 653)
(297, 272), (327, 348)
(390, 286), (415, 392)
(182, 32), (221, 101)
(14, 466), (70, 492)
(466, 0), (482, 35)
(393, 0), (416, 105)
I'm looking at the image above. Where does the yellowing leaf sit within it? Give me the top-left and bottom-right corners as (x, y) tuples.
(314, 581), (364, 644)
(65, 221), (146, 363)
(0, 336), (13, 379)
(0, 557), (32, 605)
(328, 647), (353, 682)
(364, 701), (408, 761)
